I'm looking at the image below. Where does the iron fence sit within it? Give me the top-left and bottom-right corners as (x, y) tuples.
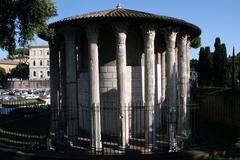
(0, 100), (200, 154)
(51, 102), (200, 155)
(199, 95), (240, 131)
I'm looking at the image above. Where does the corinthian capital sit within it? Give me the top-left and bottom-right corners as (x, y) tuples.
(113, 23), (128, 45)
(141, 24), (157, 41)
(177, 31), (189, 47)
(113, 23), (128, 34)
(84, 24), (99, 43)
(64, 29), (76, 42)
(161, 27), (178, 48)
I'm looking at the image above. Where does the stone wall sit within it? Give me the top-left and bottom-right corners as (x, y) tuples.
(8, 80), (50, 89)
(78, 65), (162, 135)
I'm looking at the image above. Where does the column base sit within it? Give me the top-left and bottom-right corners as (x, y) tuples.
(169, 142), (179, 152)
(118, 145), (129, 152)
(91, 142), (103, 153)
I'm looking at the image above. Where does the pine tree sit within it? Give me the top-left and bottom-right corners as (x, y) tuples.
(213, 37), (222, 87)
(221, 43), (228, 87)
(205, 47), (212, 86)
(198, 47), (205, 86)
(232, 47), (235, 89)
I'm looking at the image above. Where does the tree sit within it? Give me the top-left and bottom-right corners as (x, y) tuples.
(0, 0), (57, 55)
(190, 59), (198, 71)
(10, 63), (29, 80)
(205, 46), (212, 86)
(190, 36), (201, 49)
(7, 48), (29, 63)
(212, 37), (228, 87)
(0, 67), (7, 88)
(198, 47), (205, 86)
(231, 47), (235, 89)
(198, 46), (212, 87)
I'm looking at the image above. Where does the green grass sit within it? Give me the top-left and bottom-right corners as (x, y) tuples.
(192, 87), (240, 96)
(1, 98), (46, 107)
(0, 113), (50, 149)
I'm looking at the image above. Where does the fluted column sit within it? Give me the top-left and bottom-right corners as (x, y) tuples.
(49, 39), (60, 148)
(186, 39), (191, 135)
(164, 28), (178, 152)
(141, 24), (157, 149)
(85, 24), (102, 151)
(177, 32), (188, 136)
(64, 30), (78, 146)
(161, 51), (166, 102)
(113, 23), (129, 150)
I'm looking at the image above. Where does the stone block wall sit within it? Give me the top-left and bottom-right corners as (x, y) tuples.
(77, 65), (161, 135)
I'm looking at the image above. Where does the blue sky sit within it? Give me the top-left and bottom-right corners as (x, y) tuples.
(1, 0), (239, 59)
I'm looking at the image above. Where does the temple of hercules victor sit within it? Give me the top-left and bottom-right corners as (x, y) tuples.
(40, 5), (201, 154)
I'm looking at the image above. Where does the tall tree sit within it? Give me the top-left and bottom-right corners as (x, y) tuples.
(213, 37), (223, 87)
(220, 43), (228, 86)
(198, 46), (212, 87)
(231, 47), (235, 89)
(204, 46), (212, 86)
(0, 0), (57, 55)
(198, 47), (205, 86)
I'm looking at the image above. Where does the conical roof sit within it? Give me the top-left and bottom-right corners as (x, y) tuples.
(49, 7), (201, 38)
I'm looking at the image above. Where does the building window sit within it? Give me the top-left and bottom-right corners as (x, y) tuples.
(47, 60), (49, 66)
(33, 71), (36, 77)
(40, 50), (43, 55)
(33, 50), (36, 56)
(47, 51), (49, 55)
(40, 60), (43, 66)
(40, 71), (43, 78)
(33, 60), (36, 66)
(47, 71), (50, 76)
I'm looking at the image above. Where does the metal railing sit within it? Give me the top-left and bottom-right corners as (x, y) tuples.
(0, 100), (200, 154)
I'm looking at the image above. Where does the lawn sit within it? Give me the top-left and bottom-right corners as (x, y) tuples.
(191, 87), (240, 96)
(1, 98), (46, 108)
(0, 110), (50, 149)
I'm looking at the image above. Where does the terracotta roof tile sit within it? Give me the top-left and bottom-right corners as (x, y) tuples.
(48, 8), (201, 38)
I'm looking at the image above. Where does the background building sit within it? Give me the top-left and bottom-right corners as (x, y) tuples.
(29, 45), (50, 80)
(0, 59), (20, 73)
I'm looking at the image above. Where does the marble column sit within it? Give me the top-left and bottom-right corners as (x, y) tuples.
(85, 24), (102, 151)
(141, 24), (157, 149)
(49, 39), (60, 148)
(177, 32), (188, 136)
(161, 51), (166, 102)
(113, 23), (129, 150)
(59, 41), (66, 139)
(64, 30), (78, 146)
(156, 53), (161, 104)
(164, 28), (178, 152)
(186, 39), (191, 135)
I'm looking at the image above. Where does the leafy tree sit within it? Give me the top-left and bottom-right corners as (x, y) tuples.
(190, 36), (201, 48)
(0, 0), (57, 55)
(7, 48), (29, 63)
(0, 67), (7, 88)
(10, 63), (29, 80)
(190, 59), (198, 71)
